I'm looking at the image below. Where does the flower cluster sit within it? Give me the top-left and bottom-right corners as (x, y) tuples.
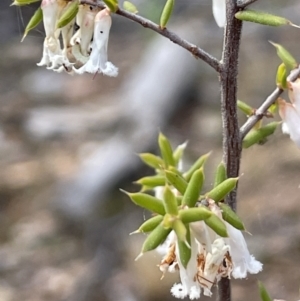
(125, 133), (262, 300)
(158, 199), (262, 299)
(38, 0), (118, 76)
(279, 79), (300, 147)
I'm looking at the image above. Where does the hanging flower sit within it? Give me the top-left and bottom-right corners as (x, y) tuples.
(279, 79), (300, 147)
(212, 0), (226, 28)
(157, 200), (262, 299)
(73, 8), (118, 76)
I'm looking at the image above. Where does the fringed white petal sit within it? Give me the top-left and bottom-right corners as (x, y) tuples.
(225, 223), (262, 279)
(212, 0), (226, 27)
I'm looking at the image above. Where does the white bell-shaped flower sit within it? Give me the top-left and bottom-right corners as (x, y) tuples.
(279, 79), (300, 147)
(73, 8), (118, 76)
(212, 0), (226, 27)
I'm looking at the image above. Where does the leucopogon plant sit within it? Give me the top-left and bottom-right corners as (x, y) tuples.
(123, 133), (262, 299)
(12, 0), (300, 301)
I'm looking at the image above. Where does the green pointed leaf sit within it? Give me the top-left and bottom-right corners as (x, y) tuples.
(243, 121), (281, 148)
(179, 207), (212, 223)
(177, 224), (191, 268)
(269, 41), (298, 71)
(135, 176), (165, 188)
(11, 0), (40, 6)
(123, 1), (138, 13)
(214, 161), (227, 188)
(173, 219), (187, 242)
(206, 178), (238, 202)
(237, 100), (254, 116)
(141, 222), (171, 253)
(184, 152), (211, 182)
(276, 63), (287, 89)
(219, 203), (245, 231)
(160, 0), (174, 29)
(158, 132), (175, 167)
(57, 0), (79, 29)
(122, 190), (166, 215)
(103, 0), (118, 13)
(182, 168), (204, 208)
(235, 9), (299, 28)
(165, 170), (188, 195)
(163, 185), (178, 215)
(258, 281), (272, 301)
(204, 214), (228, 237)
(134, 215), (164, 233)
(21, 6), (43, 42)
(139, 153), (164, 169)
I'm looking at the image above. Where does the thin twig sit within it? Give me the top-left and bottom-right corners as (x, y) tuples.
(240, 66), (300, 139)
(80, 0), (222, 73)
(237, 0), (258, 9)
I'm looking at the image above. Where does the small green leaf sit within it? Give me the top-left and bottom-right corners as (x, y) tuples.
(182, 168), (204, 208)
(165, 170), (188, 195)
(160, 0), (174, 29)
(235, 9), (299, 27)
(179, 207), (212, 223)
(103, 0), (118, 13)
(204, 214), (228, 237)
(139, 153), (164, 169)
(219, 203), (245, 231)
(158, 132), (175, 167)
(56, 0), (79, 29)
(184, 152), (211, 182)
(11, 0), (40, 6)
(21, 6), (43, 42)
(141, 222), (171, 253)
(135, 176), (165, 188)
(177, 225), (191, 268)
(242, 121), (281, 148)
(276, 63), (287, 89)
(237, 100), (254, 116)
(122, 190), (166, 215)
(214, 161), (227, 188)
(163, 185), (178, 215)
(123, 1), (138, 13)
(206, 178), (238, 202)
(134, 215), (164, 233)
(269, 41), (298, 71)
(173, 219), (187, 243)
(258, 281), (272, 301)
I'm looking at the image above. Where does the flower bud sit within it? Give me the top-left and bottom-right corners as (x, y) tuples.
(183, 152), (211, 182)
(182, 168), (204, 208)
(141, 223), (172, 253)
(179, 207), (212, 223)
(206, 177), (238, 202)
(204, 214), (228, 237)
(121, 190), (166, 215)
(218, 203), (245, 231)
(158, 132), (175, 167)
(165, 170), (187, 195)
(160, 0), (174, 29)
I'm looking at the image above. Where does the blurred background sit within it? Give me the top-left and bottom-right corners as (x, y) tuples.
(0, 0), (300, 300)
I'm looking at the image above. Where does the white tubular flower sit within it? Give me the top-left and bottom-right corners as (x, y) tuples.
(171, 236), (201, 300)
(73, 8), (118, 76)
(225, 223), (262, 279)
(212, 0), (226, 28)
(37, 0), (65, 67)
(279, 79), (300, 147)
